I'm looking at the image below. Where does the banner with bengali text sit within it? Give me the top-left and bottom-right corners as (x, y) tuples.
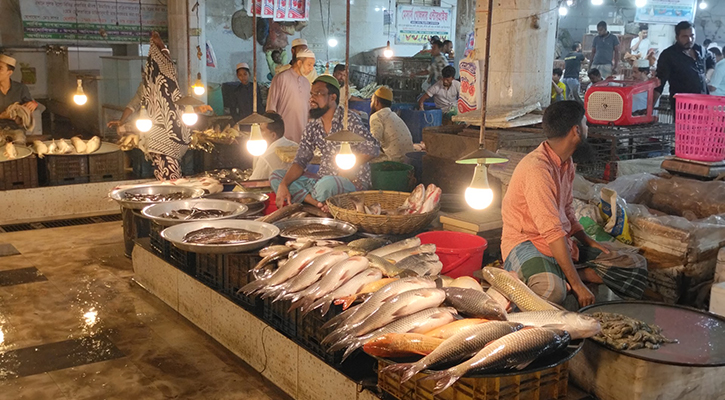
(395, 6), (453, 45)
(634, 0), (697, 25)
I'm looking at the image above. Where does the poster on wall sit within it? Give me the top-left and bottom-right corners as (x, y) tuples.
(249, 0), (308, 21)
(395, 6), (453, 45)
(19, 0), (167, 43)
(634, 0), (697, 25)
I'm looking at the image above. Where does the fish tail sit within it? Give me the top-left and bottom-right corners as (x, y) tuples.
(302, 297), (327, 317)
(381, 363), (419, 384)
(326, 334), (353, 351)
(239, 279), (266, 295)
(321, 330), (347, 346)
(319, 299), (332, 316)
(340, 340), (363, 362)
(321, 312), (347, 329)
(421, 369), (461, 394)
(271, 290), (289, 302)
(339, 295), (355, 310)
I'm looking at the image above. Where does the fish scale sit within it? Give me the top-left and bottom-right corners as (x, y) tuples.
(368, 237), (422, 257)
(240, 246), (333, 294)
(288, 256), (370, 310)
(303, 268), (383, 316)
(481, 267), (557, 312)
(443, 287), (508, 320)
(506, 310), (601, 339)
(263, 251), (350, 300)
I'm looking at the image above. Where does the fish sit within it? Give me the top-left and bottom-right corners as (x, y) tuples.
(385, 244), (437, 263)
(264, 251), (350, 300)
(304, 268), (383, 316)
(280, 223), (350, 239)
(338, 307), (459, 362)
(419, 185), (442, 213)
(507, 310), (601, 340)
(85, 136), (101, 153)
(259, 245), (292, 259)
(363, 333), (444, 358)
(481, 267), (557, 312)
(326, 288), (446, 348)
(423, 328), (571, 393)
(254, 246), (294, 275)
(321, 277), (436, 331)
(256, 203), (303, 223)
(401, 184), (426, 214)
(369, 237), (422, 257)
(423, 318), (491, 340)
(334, 277), (400, 309)
(349, 195), (366, 213)
(365, 203), (382, 215)
(285, 239), (342, 249)
(442, 287), (508, 320)
(367, 254), (405, 277)
(47, 140), (57, 154)
(240, 246), (333, 295)
(33, 140), (48, 158)
(289, 256), (370, 311)
(182, 227), (262, 244)
(331, 245), (367, 257)
(71, 136), (87, 153)
(159, 208), (232, 220)
(383, 321), (524, 383)
(487, 287), (512, 312)
(57, 139), (72, 154)
(449, 276), (484, 292)
(3, 142), (17, 159)
(395, 253), (442, 276)
(300, 204), (331, 218)
(349, 238), (390, 252)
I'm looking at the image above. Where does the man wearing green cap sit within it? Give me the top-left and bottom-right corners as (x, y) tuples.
(369, 86), (414, 163)
(270, 75), (380, 211)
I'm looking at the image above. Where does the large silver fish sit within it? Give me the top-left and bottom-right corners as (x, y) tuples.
(349, 237), (390, 252)
(396, 253), (442, 276)
(239, 246), (333, 295)
(383, 321), (523, 383)
(423, 328), (570, 393)
(506, 310), (601, 339)
(263, 251), (350, 300)
(442, 287), (508, 320)
(481, 267), (557, 312)
(367, 254), (405, 277)
(303, 268), (383, 317)
(368, 237), (422, 257)
(289, 256), (370, 310)
(385, 244), (436, 263)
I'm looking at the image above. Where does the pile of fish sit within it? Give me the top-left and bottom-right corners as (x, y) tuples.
(349, 183), (442, 216)
(122, 192), (191, 202)
(182, 227), (263, 244)
(201, 168), (253, 185)
(190, 124), (244, 151)
(590, 312), (678, 350)
(33, 136), (101, 158)
(256, 203), (331, 223)
(159, 207), (232, 220)
(280, 223), (350, 239)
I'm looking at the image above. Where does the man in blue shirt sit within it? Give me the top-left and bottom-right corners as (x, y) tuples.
(591, 21), (620, 79)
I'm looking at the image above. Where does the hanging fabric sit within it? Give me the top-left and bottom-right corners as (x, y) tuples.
(457, 53), (480, 114)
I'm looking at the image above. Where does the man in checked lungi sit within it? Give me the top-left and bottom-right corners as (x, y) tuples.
(501, 101), (648, 307)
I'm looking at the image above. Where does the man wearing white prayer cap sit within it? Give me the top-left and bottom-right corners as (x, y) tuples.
(275, 37), (318, 83)
(228, 61), (260, 122)
(267, 49), (316, 143)
(0, 54), (39, 139)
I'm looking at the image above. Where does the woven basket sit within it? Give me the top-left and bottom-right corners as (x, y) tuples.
(326, 190), (439, 235)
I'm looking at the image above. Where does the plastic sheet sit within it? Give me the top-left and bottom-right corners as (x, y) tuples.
(646, 176), (725, 220)
(603, 173), (657, 205)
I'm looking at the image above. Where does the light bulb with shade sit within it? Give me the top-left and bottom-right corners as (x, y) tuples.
(591, 0), (603, 5)
(335, 142), (356, 170)
(73, 79), (87, 105)
(699, 1), (707, 9)
(635, 0), (646, 7)
(181, 105), (198, 126)
(136, 106), (153, 132)
(559, 6), (568, 16)
(246, 124), (268, 156)
(328, 38), (338, 47)
(192, 77), (205, 96)
(383, 41), (394, 58)
(465, 164), (494, 210)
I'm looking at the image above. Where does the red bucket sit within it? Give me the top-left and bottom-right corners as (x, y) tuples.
(416, 231), (488, 278)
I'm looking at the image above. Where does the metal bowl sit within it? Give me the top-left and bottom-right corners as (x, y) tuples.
(204, 191), (269, 215)
(274, 217), (357, 240)
(160, 220), (279, 254)
(141, 199), (249, 226)
(110, 184), (206, 210)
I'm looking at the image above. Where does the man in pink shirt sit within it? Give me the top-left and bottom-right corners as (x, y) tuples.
(501, 101), (645, 307)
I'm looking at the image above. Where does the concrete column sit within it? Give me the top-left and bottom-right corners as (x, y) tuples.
(474, 0), (558, 109)
(167, 0), (189, 94)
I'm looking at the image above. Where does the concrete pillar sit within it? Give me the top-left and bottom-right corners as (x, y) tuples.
(455, 0), (476, 67)
(474, 0), (558, 109)
(167, 0), (189, 94)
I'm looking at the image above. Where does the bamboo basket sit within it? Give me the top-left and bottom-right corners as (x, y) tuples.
(326, 190), (439, 235)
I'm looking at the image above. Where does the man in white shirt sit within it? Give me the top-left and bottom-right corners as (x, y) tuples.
(631, 59), (651, 115)
(707, 47), (725, 95)
(266, 49), (316, 143)
(369, 87), (415, 163)
(248, 111), (295, 180)
(417, 65), (460, 116)
(275, 38), (318, 84)
(630, 24), (650, 59)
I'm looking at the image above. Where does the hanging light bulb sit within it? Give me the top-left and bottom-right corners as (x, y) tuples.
(181, 105), (198, 126)
(246, 123), (268, 156)
(192, 72), (205, 96)
(335, 142), (356, 170)
(566, 0), (574, 5)
(383, 41), (394, 58)
(591, 0), (603, 5)
(328, 37), (338, 47)
(464, 164), (494, 210)
(135, 105), (152, 132)
(635, 0), (647, 7)
(558, 6), (568, 16)
(699, 1), (707, 9)
(73, 79), (87, 105)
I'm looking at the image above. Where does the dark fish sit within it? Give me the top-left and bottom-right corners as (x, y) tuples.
(256, 203), (303, 223)
(123, 192), (190, 202)
(280, 223), (348, 239)
(349, 237), (391, 252)
(443, 287), (508, 320)
(160, 207), (232, 220)
(183, 227), (262, 244)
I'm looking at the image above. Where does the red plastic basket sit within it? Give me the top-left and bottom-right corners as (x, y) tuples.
(674, 93), (725, 162)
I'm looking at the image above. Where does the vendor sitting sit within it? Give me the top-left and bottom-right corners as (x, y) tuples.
(270, 75), (380, 210)
(501, 101), (647, 307)
(248, 111), (295, 181)
(228, 62), (262, 123)
(0, 55), (39, 136)
(369, 87), (414, 163)
(417, 65), (460, 117)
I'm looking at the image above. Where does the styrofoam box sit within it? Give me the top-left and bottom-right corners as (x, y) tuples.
(709, 282), (725, 317)
(715, 248), (725, 284)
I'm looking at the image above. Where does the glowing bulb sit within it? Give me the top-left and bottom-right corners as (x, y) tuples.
(635, 0), (646, 7)
(591, 0), (603, 5)
(246, 124), (268, 156)
(559, 6), (568, 16)
(465, 164), (494, 210)
(566, 0), (573, 5)
(328, 37), (338, 47)
(73, 79), (87, 105)
(699, 1), (707, 9)
(335, 141), (356, 170)
(192, 77), (205, 96)
(383, 41), (394, 58)
(181, 105), (198, 126)
(136, 105), (152, 132)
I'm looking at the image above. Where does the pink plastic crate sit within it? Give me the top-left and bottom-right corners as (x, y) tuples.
(674, 93), (725, 162)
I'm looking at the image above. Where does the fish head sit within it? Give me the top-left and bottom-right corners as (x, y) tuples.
(559, 312), (601, 339)
(481, 266), (502, 283)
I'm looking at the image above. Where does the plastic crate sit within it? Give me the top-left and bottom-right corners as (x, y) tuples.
(296, 304), (345, 365)
(673, 93), (725, 162)
(42, 155), (89, 186)
(202, 143), (252, 171)
(0, 154), (38, 190)
(122, 208), (151, 257)
(89, 150), (125, 182)
(168, 245), (196, 276)
(149, 222), (170, 258)
(195, 253), (224, 289)
(263, 298), (297, 338)
(222, 253), (264, 314)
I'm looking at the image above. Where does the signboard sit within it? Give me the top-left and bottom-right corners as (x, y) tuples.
(19, 0), (167, 43)
(247, 0), (309, 21)
(395, 6), (453, 45)
(634, 0), (697, 25)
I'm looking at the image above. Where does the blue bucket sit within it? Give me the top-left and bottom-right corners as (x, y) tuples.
(399, 109), (442, 143)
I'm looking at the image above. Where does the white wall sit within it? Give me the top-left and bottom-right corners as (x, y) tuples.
(695, 2), (725, 47)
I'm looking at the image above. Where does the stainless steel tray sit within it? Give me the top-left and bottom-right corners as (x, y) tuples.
(110, 184), (206, 210)
(274, 217), (357, 239)
(141, 199), (248, 226)
(0, 146), (32, 162)
(204, 191), (268, 215)
(160, 220), (279, 254)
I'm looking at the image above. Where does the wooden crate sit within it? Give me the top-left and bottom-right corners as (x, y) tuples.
(0, 154), (38, 190)
(378, 359), (569, 400)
